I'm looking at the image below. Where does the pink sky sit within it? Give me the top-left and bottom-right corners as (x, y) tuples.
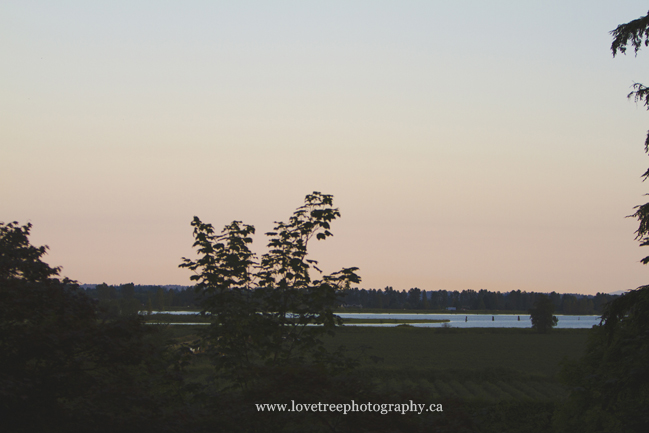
(3, 1), (649, 295)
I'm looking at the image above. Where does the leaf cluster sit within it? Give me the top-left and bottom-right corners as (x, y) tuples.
(179, 192), (361, 389)
(611, 11), (649, 57)
(0, 221), (62, 283)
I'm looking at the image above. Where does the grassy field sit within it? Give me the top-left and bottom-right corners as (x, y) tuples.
(321, 326), (590, 409)
(168, 325), (588, 386)
(167, 326), (589, 376)
(324, 326), (589, 377)
(165, 325), (585, 431)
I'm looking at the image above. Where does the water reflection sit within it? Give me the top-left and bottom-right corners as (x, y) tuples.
(149, 311), (601, 329)
(337, 313), (600, 328)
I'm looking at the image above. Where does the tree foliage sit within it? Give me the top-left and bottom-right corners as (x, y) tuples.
(611, 10), (649, 57)
(611, 10), (649, 263)
(556, 287), (649, 432)
(528, 294), (558, 333)
(180, 192), (361, 389)
(0, 222), (187, 433)
(554, 11), (649, 432)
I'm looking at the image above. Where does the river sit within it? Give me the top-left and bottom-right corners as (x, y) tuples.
(148, 311), (601, 329)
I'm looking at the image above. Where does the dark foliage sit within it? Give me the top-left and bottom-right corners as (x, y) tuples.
(610, 10), (649, 264)
(554, 12), (649, 432)
(180, 192), (361, 389)
(0, 222), (189, 433)
(556, 287), (649, 432)
(611, 10), (649, 57)
(339, 287), (609, 314)
(528, 295), (558, 333)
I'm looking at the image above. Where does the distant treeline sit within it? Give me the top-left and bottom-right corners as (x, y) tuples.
(83, 283), (197, 317)
(339, 287), (618, 315)
(83, 284), (617, 316)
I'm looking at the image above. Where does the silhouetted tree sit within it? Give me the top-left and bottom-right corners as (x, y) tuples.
(119, 282), (141, 315)
(528, 294), (558, 333)
(555, 13), (649, 432)
(611, 10), (649, 265)
(557, 287), (649, 432)
(155, 286), (166, 311)
(0, 222), (187, 433)
(180, 192), (360, 389)
(408, 287), (422, 309)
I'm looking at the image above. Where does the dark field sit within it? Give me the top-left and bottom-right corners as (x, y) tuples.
(170, 325), (589, 401)
(165, 325), (592, 431)
(324, 326), (589, 377)
(324, 326), (591, 409)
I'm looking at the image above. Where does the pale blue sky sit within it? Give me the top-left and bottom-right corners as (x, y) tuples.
(2, 1), (649, 294)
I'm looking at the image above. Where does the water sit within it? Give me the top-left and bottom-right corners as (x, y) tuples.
(337, 313), (601, 329)
(147, 311), (199, 315)
(149, 311), (601, 329)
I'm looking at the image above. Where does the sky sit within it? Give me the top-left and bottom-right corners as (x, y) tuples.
(3, 1), (649, 295)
